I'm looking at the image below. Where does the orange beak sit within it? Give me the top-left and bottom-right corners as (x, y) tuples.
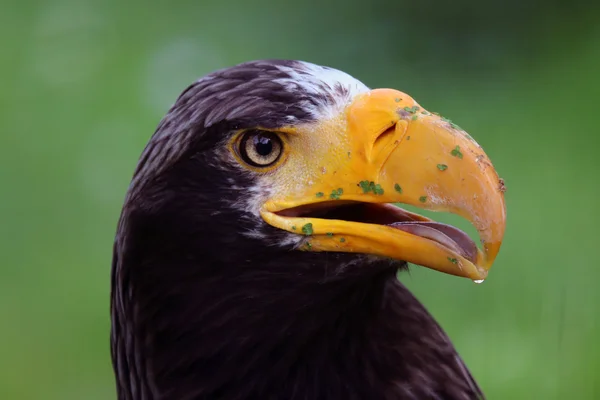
(261, 89), (507, 281)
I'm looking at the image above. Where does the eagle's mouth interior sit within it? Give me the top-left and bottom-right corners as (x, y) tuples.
(276, 201), (479, 263)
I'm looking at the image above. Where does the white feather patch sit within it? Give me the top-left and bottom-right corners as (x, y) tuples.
(274, 61), (370, 119)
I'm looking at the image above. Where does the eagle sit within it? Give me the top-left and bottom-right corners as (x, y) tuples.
(110, 59), (506, 400)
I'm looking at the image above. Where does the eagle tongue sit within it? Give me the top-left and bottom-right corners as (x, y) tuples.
(388, 221), (478, 263)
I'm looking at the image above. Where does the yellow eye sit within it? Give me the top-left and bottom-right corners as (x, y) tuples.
(238, 130), (283, 167)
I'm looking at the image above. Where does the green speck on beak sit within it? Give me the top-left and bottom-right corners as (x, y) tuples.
(301, 223), (313, 236)
(451, 146), (463, 159)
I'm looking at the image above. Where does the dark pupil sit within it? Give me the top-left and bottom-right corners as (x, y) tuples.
(254, 135), (273, 156)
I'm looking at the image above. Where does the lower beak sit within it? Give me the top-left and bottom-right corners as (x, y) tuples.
(262, 89), (507, 281)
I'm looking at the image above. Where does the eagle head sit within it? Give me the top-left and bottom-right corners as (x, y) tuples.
(111, 59), (505, 399)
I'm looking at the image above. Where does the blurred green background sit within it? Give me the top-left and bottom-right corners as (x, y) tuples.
(1, 0), (599, 398)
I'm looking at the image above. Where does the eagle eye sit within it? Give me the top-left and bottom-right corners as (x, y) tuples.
(238, 130), (283, 167)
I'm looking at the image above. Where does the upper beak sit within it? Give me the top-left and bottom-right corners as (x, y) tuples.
(261, 89), (507, 281)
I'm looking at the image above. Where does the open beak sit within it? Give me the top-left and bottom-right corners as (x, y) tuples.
(261, 89), (506, 281)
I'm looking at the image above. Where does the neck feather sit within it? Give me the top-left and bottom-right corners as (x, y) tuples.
(111, 203), (481, 400)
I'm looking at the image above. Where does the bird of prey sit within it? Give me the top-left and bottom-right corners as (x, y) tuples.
(111, 60), (506, 400)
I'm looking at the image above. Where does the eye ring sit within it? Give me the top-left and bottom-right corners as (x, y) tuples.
(238, 130), (284, 168)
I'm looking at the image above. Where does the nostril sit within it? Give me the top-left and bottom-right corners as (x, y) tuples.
(372, 123), (397, 158)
